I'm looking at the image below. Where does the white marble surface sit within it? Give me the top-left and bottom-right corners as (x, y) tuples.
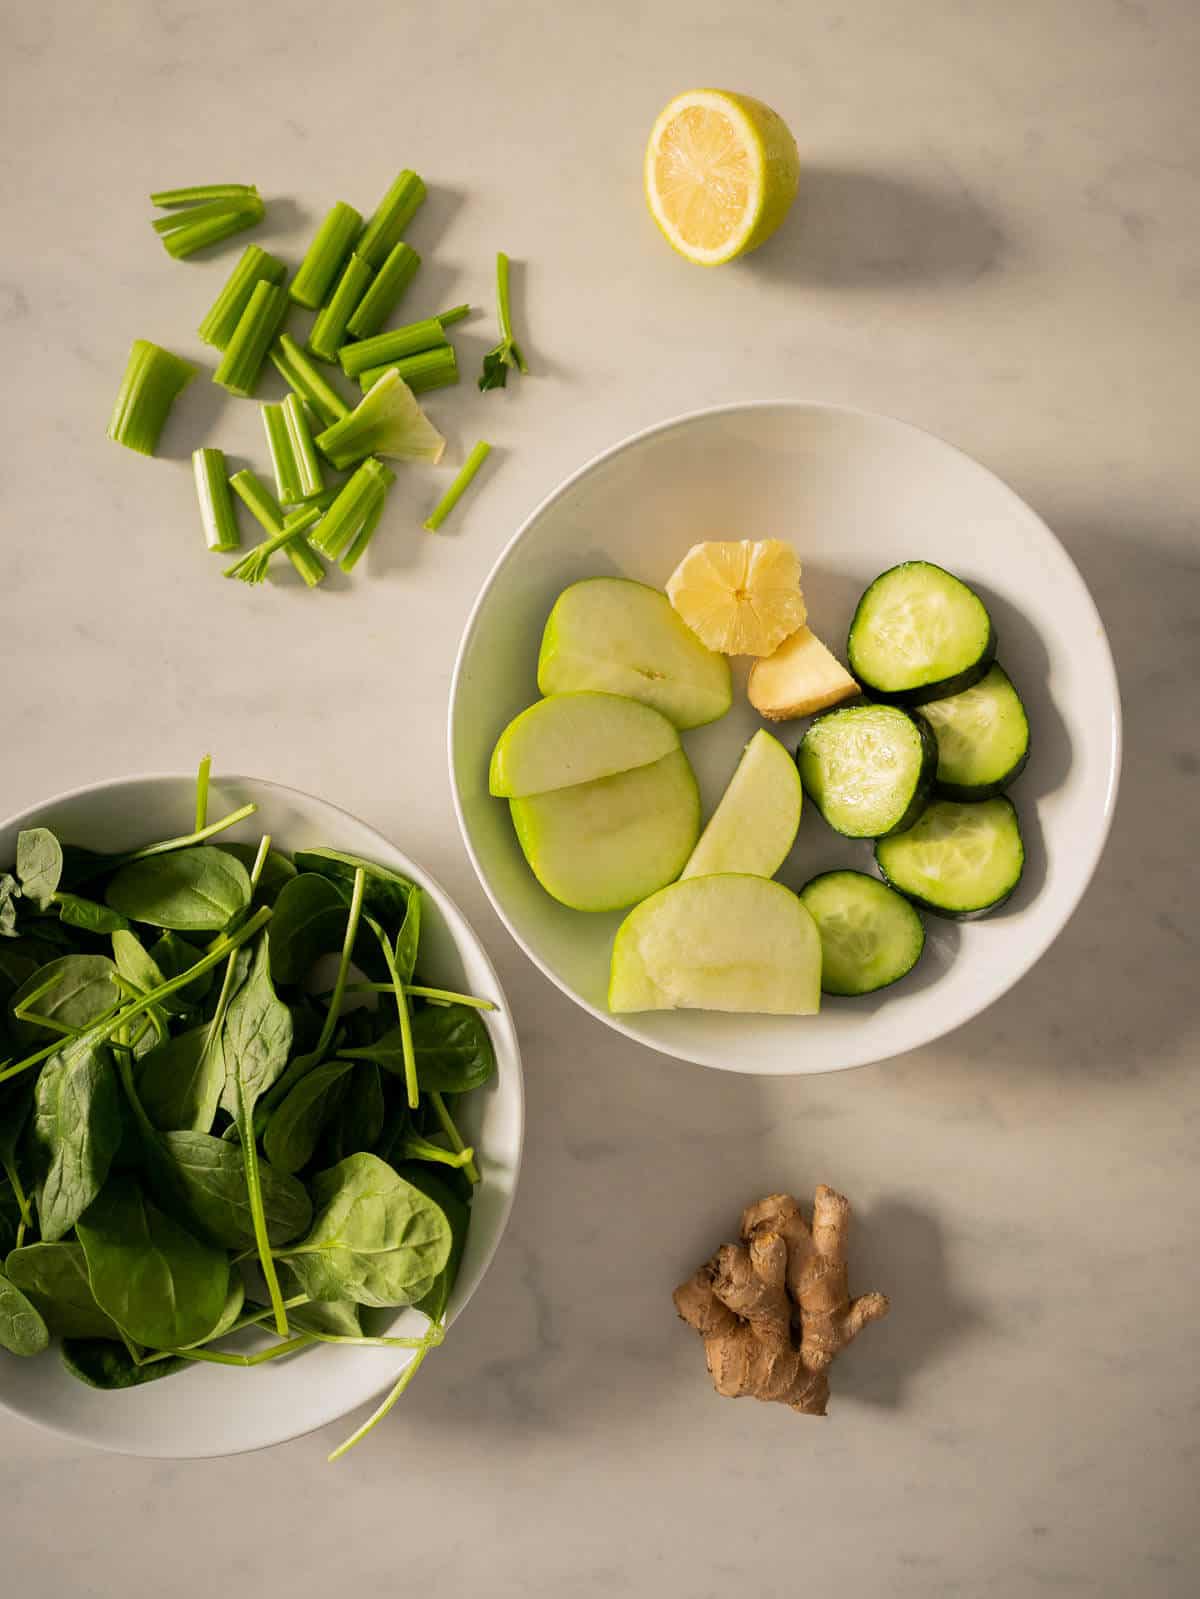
(2, 0), (1198, 1592)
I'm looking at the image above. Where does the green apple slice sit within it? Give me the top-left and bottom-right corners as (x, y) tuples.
(509, 749), (700, 911)
(681, 729), (802, 880)
(538, 578), (732, 729)
(489, 691), (680, 798)
(608, 874), (821, 1014)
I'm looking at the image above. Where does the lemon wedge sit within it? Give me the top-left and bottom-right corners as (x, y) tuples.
(666, 539), (806, 656)
(644, 89), (800, 265)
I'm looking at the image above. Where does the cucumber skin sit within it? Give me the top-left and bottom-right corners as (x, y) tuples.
(859, 624), (996, 706)
(874, 801), (1025, 920)
(800, 869), (925, 996)
(935, 740), (1029, 802)
(848, 562), (997, 705)
(796, 707), (939, 840)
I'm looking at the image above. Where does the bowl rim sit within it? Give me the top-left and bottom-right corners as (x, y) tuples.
(0, 769), (525, 1457)
(448, 397), (1123, 1073)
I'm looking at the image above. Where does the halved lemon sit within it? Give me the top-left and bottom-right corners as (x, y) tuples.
(666, 539), (806, 656)
(644, 89), (800, 265)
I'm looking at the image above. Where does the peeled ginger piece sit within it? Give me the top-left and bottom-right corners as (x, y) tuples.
(748, 625), (859, 721)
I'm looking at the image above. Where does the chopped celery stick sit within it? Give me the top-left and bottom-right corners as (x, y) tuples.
(152, 197), (259, 235)
(262, 403), (303, 504)
(358, 345), (458, 395)
(308, 253), (374, 363)
(230, 470), (325, 585)
(282, 394), (325, 499)
(223, 503), (324, 585)
(345, 242), (420, 339)
(160, 210), (260, 259)
(356, 170), (426, 269)
(436, 303), (471, 327)
(107, 340), (197, 455)
(424, 441), (492, 532)
(270, 334), (351, 427)
(478, 251), (527, 390)
(198, 245), (287, 350)
(309, 457), (394, 560)
(290, 202), (361, 310)
(151, 184), (259, 207)
(340, 490), (389, 572)
(155, 194), (264, 259)
(302, 482), (343, 513)
(315, 369), (445, 470)
(214, 281), (289, 397)
(340, 318), (448, 378)
(193, 448), (242, 551)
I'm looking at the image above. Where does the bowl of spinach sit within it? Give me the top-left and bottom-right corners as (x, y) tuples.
(0, 763), (523, 1459)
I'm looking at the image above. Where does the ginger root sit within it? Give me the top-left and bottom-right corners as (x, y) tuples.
(673, 1185), (888, 1415)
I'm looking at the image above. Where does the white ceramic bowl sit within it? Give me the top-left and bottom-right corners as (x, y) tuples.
(450, 402), (1120, 1074)
(0, 774), (523, 1457)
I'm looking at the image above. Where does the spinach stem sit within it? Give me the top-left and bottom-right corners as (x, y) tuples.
(428, 1092), (480, 1185)
(195, 754), (211, 831)
(176, 1333), (312, 1367)
(310, 869), (366, 1063)
(239, 1080), (291, 1338)
(117, 801), (259, 864)
(335, 982), (496, 1011)
(372, 920), (419, 1109)
(327, 1318), (442, 1462)
(0, 907), (273, 1086)
(401, 1129), (477, 1175)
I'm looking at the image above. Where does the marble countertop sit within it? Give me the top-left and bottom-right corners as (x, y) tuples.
(2, 1), (1197, 1593)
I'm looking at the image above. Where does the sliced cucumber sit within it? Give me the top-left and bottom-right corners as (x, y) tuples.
(875, 796), (1024, 919)
(799, 870), (925, 996)
(797, 704), (936, 839)
(920, 663), (1030, 800)
(848, 562), (995, 704)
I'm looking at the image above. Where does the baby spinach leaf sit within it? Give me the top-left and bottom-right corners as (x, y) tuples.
(268, 873), (349, 986)
(3, 1242), (122, 1339)
(347, 1004), (496, 1094)
(16, 828), (64, 911)
(398, 1164), (471, 1322)
(136, 1024), (227, 1134)
(105, 846), (251, 932)
(9, 954), (120, 1046)
(0, 1078), (33, 1223)
(394, 888), (422, 985)
(0, 874), (21, 939)
(61, 1336), (188, 1388)
(279, 1152), (451, 1308)
(0, 1177), (22, 1257)
(53, 893), (131, 936)
(321, 1063), (384, 1166)
(274, 1263), (366, 1338)
(220, 933), (293, 1330)
(292, 849), (415, 930)
(157, 1130), (312, 1248)
(218, 843), (297, 907)
(76, 1175), (232, 1350)
(32, 1037), (123, 1241)
(287, 1296), (364, 1338)
(149, 931), (215, 1003)
(221, 936), (293, 1116)
(263, 1058), (354, 1175)
(0, 1268), (50, 1355)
